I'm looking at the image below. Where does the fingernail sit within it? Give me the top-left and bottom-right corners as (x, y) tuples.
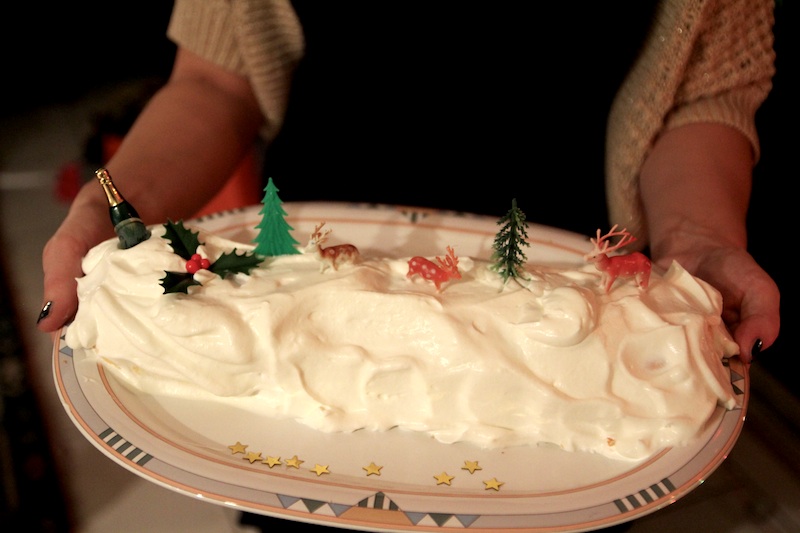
(37, 301), (53, 324)
(751, 339), (763, 358)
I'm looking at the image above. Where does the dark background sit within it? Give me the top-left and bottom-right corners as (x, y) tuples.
(744, 1), (795, 394)
(0, 3), (177, 118)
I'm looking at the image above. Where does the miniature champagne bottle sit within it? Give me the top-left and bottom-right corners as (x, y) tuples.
(95, 168), (151, 249)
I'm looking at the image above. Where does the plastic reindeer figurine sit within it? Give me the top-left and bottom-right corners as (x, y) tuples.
(407, 246), (462, 292)
(584, 225), (651, 293)
(305, 222), (360, 271)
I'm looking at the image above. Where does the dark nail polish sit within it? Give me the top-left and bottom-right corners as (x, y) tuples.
(751, 339), (763, 358)
(37, 301), (52, 324)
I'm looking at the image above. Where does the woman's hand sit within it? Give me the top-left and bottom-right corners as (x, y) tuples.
(650, 232), (780, 364)
(640, 123), (780, 363)
(37, 186), (113, 332)
(37, 47), (264, 333)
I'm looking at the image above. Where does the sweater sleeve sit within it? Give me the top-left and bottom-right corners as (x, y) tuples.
(167, 0), (305, 140)
(605, 0), (775, 246)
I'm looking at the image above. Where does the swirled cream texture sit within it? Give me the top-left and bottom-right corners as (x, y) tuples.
(66, 225), (739, 461)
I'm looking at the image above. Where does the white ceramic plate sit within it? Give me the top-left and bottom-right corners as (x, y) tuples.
(53, 202), (748, 532)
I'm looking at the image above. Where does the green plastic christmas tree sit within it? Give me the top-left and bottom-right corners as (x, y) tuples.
(491, 198), (530, 283)
(253, 178), (301, 256)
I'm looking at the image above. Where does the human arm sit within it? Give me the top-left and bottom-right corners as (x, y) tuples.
(639, 122), (780, 363)
(605, 0), (779, 363)
(37, 47), (264, 333)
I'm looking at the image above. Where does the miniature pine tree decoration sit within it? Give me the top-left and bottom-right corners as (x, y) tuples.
(491, 198), (530, 283)
(253, 178), (301, 256)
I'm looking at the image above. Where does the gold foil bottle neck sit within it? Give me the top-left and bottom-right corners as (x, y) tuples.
(96, 168), (123, 207)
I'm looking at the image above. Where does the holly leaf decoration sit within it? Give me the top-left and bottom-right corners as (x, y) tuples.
(210, 249), (264, 278)
(160, 271), (201, 294)
(162, 220), (202, 260)
(159, 220), (265, 295)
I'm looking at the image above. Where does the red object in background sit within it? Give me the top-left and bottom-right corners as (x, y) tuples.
(192, 149), (262, 218)
(54, 162), (83, 203)
(102, 134), (123, 163)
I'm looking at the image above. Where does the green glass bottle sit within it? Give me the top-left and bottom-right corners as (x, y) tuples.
(95, 168), (151, 249)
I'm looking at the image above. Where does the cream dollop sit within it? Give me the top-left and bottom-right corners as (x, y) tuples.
(66, 225), (739, 461)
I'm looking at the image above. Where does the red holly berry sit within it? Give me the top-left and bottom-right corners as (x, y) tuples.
(186, 259), (200, 274)
(185, 253), (211, 274)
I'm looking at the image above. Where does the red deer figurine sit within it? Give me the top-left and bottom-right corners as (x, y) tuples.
(305, 222), (360, 271)
(407, 246), (461, 291)
(584, 225), (651, 293)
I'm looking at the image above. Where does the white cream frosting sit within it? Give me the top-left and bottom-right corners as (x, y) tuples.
(66, 224), (739, 461)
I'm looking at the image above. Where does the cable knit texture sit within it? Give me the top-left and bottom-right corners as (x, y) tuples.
(167, 0), (305, 140)
(167, 0), (774, 243)
(607, 0), (775, 245)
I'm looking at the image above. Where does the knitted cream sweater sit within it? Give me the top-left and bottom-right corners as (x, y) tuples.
(167, 0), (775, 243)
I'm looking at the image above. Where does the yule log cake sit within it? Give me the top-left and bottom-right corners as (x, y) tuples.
(65, 178), (739, 463)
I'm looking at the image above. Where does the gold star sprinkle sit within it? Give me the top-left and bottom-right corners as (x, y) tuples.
(228, 442), (248, 454)
(434, 472), (455, 486)
(483, 478), (504, 491)
(243, 451), (263, 464)
(310, 464), (330, 476)
(262, 456), (282, 468)
(363, 462), (383, 476)
(462, 460), (482, 474)
(285, 455), (304, 469)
